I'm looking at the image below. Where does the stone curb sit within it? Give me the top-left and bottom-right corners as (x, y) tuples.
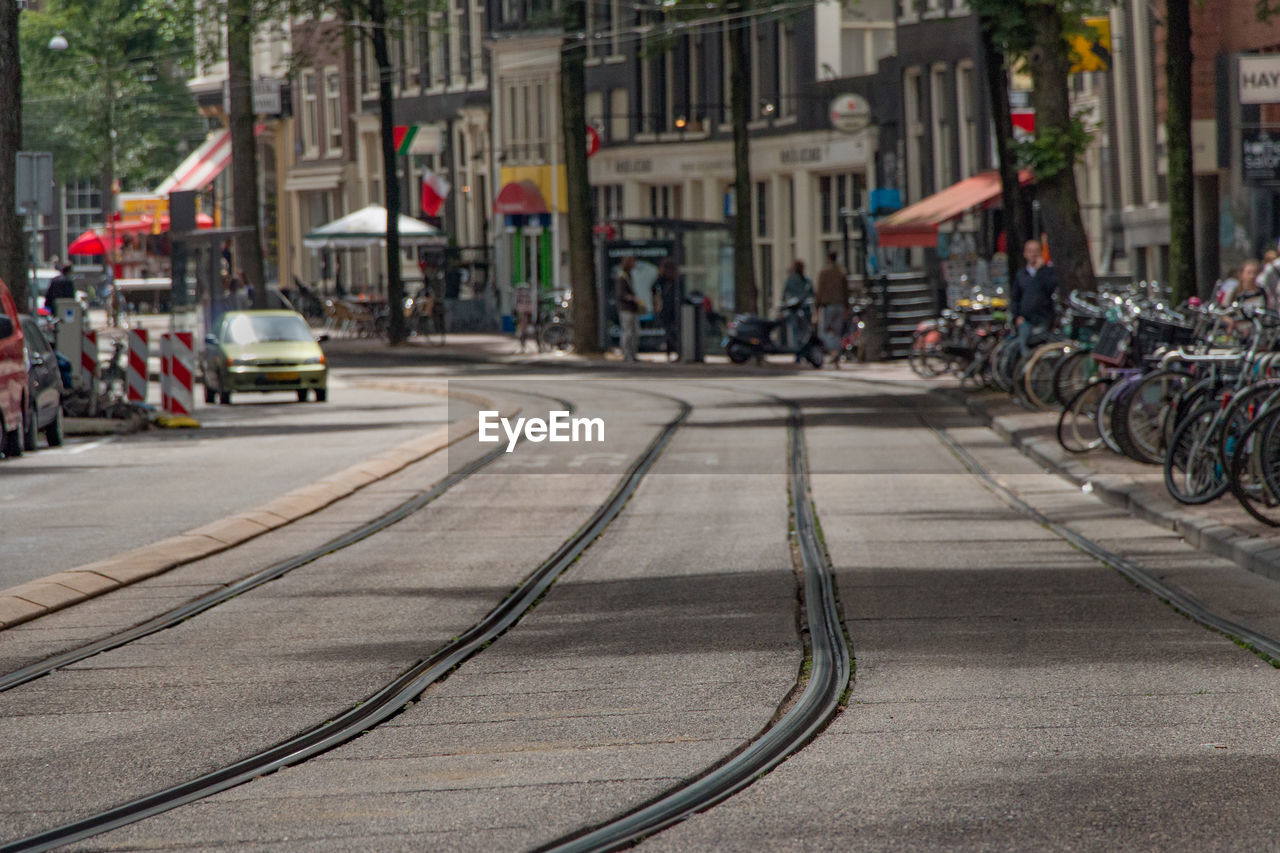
(948, 387), (1280, 584)
(0, 383), (508, 631)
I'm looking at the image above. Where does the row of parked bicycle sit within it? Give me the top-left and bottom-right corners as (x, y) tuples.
(909, 283), (1280, 527)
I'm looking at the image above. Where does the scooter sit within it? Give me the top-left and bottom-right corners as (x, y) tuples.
(723, 298), (825, 368)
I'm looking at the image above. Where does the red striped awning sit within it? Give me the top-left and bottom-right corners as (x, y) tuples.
(876, 170), (1033, 248)
(155, 130), (231, 195)
(154, 126), (264, 196)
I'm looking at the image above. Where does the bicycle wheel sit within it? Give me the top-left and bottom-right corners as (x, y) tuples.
(908, 331), (946, 378)
(1057, 379), (1111, 453)
(1164, 402), (1231, 504)
(1052, 349), (1098, 407)
(1115, 369), (1191, 465)
(1218, 380), (1280, 466)
(1097, 376), (1134, 455)
(1229, 406), (1280, 526)
(1022, 342), (1072, 410)
(1163, 376), (1218, 452)
(990, 337), (1020, 394)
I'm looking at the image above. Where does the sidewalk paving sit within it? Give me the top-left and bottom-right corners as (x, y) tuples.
(953, 387), (1280, 583)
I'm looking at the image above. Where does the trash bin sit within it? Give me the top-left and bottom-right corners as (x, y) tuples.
(680, 295), (706, 363)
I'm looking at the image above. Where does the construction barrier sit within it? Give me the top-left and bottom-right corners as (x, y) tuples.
(160, 331), (195, 416)
(81, 329), (98, 382)
(127, 329), (148, 403)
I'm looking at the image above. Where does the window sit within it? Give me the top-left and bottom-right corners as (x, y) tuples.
(586, 90), (605, 131)
(301, 70), (320, 157)
(647, 185), (681, 218)
(778, 24), (794, 117)
(930, 63), (953, 190)
(362, 40), (378, 98)
(903, 67), (924, 202)
(721, 23), (732, 125)
(956, 61), (978, 179)
(534, 82), (547, 160)
(817, 172), (867, 260)
(610, 88), (629, 141)
(403, 22), (420, 90)
(592, 184), (624, 221)
(324, 68), (342, 154)
(756, 180), (769, 237)
(459, 0), (473, 82)
(428, 12), (445, 88)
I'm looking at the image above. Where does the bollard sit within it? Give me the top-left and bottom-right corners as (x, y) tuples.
(127, 329), (149, 403)
(80, 329), (98, 385)
(160, 332), (195, 415)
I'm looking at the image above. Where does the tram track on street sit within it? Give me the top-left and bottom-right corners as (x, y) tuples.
(0, 385), (571, 694)
(839, 374), (1280, 665)
(1, 388), (691, 853)
(536, 391), (851, 853)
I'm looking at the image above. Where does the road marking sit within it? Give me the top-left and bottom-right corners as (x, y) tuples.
(67, 439), (109, 455)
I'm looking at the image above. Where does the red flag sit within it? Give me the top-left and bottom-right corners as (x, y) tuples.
(420, 172), (451, 217)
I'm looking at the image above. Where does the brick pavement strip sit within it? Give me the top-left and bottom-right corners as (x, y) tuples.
(955, 388), (1280, 583)
(0, 388), (514, 631)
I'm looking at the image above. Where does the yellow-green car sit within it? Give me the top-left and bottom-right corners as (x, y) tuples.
(201, 311), (328, 404)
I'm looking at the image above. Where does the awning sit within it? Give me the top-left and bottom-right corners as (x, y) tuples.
(493, 180), (549, 215)
(154, 130), (231, 196)
(154, 126), (264, 196)
(876, 170), (1032, 249)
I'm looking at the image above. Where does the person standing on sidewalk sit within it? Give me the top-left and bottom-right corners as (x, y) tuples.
(616, 255), (641, 362)
(814, 253), (848, 357)
(1011, 238), (1059, 354)
(781, 260), (813, 352)
(43, 265), (76, 314)
(652, 258), (680, 361)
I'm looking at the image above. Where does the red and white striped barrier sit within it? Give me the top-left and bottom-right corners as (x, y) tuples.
(160, 332), (195, 415)
(127, 329), (148, 403)
(81, 329), (98, 382)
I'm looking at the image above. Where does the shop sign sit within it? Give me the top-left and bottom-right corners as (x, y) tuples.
(829, 94), (871, 134)
(1239, 55), (1280, 104)
(1243, 130), (1280, 184)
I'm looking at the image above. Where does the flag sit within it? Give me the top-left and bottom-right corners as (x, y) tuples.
(421, 172), (451, 217)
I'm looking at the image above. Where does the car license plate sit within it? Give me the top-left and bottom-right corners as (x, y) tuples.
(274, 372), (299, 381)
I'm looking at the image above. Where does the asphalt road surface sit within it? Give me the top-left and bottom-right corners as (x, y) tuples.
(1, 366), (1278, 852)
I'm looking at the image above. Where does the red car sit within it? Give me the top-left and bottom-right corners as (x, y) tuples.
(0, 276), (31, 458)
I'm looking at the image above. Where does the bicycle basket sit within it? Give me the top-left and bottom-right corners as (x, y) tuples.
(1134, 318), (1196, 358)
(1091, 320), (1130, 366)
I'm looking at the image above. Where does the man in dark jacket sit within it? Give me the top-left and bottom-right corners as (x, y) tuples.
(43, 265), (76, 314)
(1011, 239), (1058, 353)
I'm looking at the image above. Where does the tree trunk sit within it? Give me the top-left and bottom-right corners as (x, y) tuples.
(370, 0), (406, 344)
(0, 0), (26, 307)
(729, 18), (757, 313)
(561, 0), (601, 353)
(228, 0), (267, 307)
(1166, 0), (1196, 303)
(1026, 2), (1096, 292)
(979, 18), (1029, 259)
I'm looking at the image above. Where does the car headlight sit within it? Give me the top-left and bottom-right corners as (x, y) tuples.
(300, 356), (325, 365)
(228, 357), (256, 366)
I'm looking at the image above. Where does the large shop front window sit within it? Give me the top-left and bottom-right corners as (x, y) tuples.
(818, 173), (866, 261)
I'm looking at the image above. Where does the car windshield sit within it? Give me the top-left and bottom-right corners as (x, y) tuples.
(222, 314), (312, 344)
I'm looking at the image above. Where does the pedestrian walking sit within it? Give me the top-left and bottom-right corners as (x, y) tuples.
(515, 283), (536, 352)
(227, 277), (252, 311)
(1010, 238), (1059, 354)
(651, 258), (680, 361)
(43, 265), (76, 314)
(616, 255), (641, 362)
(781, 260), (813, 352)
(814, 253), (847, 357)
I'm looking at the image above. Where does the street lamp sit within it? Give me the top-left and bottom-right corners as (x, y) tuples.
(50, 33), (120, 325)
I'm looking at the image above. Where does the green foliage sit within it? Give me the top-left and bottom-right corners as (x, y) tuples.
(1015, 113), (1094, 179)
(19, 0), (204, 189)
(973, 0), (1109, 57)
